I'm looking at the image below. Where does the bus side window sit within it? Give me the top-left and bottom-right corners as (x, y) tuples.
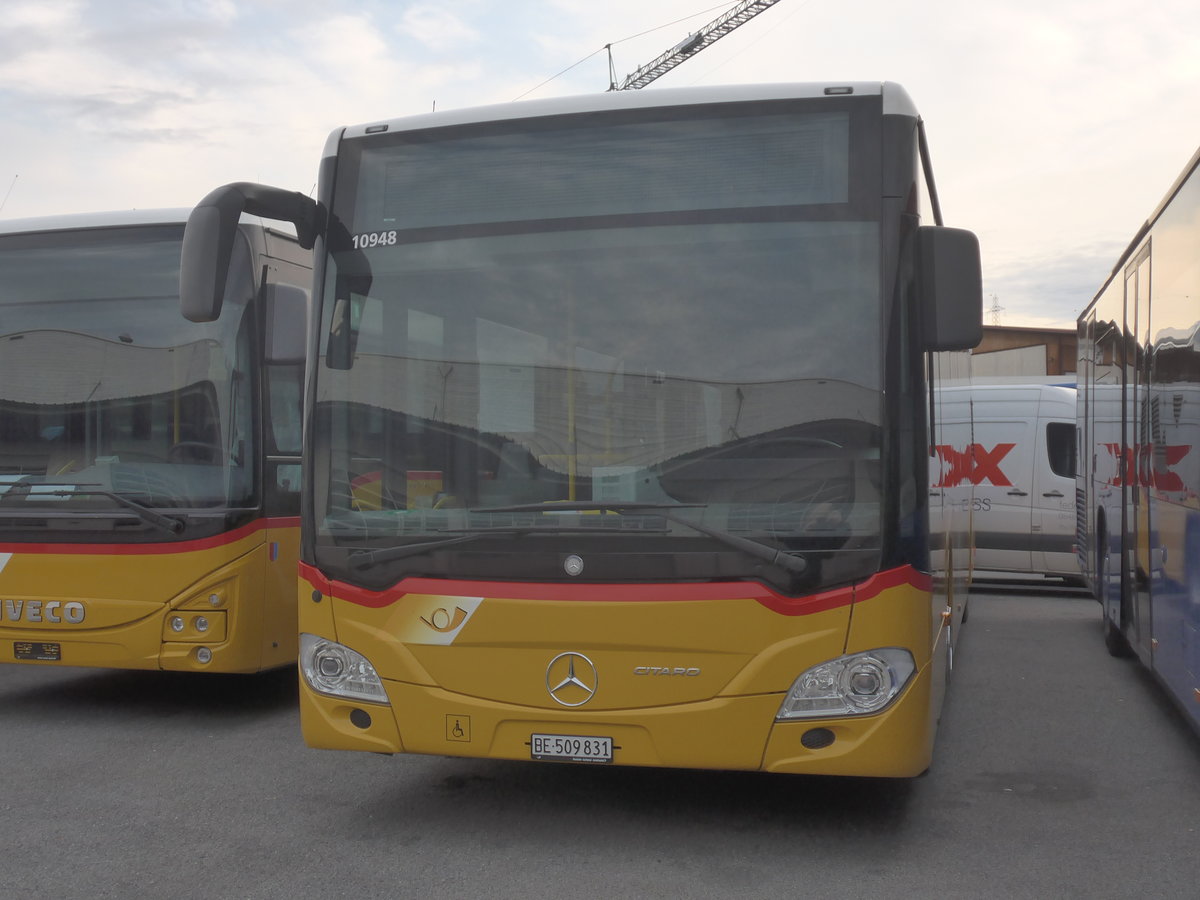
(265, 364), (303, 507)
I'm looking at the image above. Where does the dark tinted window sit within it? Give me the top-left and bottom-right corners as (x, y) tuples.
(1046, 421), (1076, 478)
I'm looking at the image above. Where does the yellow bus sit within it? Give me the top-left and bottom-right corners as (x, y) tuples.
(183, 83), (981, 774)
(0, 209), (310, 673)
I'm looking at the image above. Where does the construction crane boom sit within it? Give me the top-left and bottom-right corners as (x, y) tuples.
(610, 0), (785, 91)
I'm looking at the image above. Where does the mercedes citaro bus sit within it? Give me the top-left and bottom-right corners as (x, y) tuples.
(181, 82), (981, 775)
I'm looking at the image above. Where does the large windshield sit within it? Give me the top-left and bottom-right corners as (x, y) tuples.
(0, 225), (257, 537)
(313, 99), (885, 593)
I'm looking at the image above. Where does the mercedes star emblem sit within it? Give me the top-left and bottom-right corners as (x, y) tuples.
(546, 651), (598, 707)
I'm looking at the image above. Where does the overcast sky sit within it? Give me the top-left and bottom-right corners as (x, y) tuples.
(3, 0), (1199, 329)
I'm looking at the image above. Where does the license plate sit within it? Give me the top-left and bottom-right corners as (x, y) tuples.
(530, 733), (613, 764)
(14, 641), (61, 661)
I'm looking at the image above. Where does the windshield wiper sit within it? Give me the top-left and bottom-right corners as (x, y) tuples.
(350, 533), (503, 567)
(86, 490), (185, 535)
(475, 502), (808, 575)
(0, 484), (183, 536)
(348, 518), (672, 568)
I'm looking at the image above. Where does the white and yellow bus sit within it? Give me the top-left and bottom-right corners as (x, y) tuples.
(0, 209), (309, 673)
(183, 83), (981, 775)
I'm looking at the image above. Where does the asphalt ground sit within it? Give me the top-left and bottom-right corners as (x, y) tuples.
(2, 584), (1197, 899)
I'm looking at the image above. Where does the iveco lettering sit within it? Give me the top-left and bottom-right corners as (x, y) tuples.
(1, 599), (86, 625)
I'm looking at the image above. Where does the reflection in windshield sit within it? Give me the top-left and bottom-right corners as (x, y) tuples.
(0, 226), (255, 517)
(0, 376), (235, 511)
(313, 104), (885, 592)
(313, 223), (883, 592)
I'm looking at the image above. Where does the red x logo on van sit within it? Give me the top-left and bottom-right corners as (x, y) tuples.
(971, 443), (1015, 486)
(933, 443), (1015, 487)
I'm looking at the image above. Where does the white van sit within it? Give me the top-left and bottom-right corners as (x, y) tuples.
(934, 383), (1079, 580)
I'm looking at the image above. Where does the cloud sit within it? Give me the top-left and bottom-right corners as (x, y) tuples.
(984, 241), (1129, 329)
(3, 0), (80, 29)
(2, 0), (1200, 334)
(398, 4), (482, 53)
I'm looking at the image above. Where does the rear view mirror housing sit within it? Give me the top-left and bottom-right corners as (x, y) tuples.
(918, 226), (983, 352)
(180, 202), (237, 324)
(180, 182), (321, 323)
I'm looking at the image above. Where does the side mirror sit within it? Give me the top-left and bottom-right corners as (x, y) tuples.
(180, 202), (237, 323)
(918, 226), (983, 351)
(265, 284), (309, 365)
(180, 182), (321, 323)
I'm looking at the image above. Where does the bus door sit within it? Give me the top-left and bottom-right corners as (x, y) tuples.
(1126, 248), (1154, 659)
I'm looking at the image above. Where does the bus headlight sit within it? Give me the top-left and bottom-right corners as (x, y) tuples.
(299, 633), (389, 704)
(776, 648), (915, 720)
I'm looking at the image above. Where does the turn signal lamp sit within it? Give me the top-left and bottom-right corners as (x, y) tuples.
(180, 583), (230, 610)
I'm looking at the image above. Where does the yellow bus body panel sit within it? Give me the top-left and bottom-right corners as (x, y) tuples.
(299, 568), (944, 776)
(0, 520), (299, 673)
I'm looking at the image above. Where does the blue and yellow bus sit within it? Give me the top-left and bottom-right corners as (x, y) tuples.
(1077, 144), (1200, 729)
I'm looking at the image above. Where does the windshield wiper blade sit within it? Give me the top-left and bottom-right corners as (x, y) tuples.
(17, 486), (184, 536)
(471, 502), (807, 575)
(350, 519), (673, 568)
(103, 491), (185, 534)
(350, 533), (497, 567)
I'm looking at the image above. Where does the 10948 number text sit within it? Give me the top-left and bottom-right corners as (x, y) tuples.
(351, 231), (397, 249)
